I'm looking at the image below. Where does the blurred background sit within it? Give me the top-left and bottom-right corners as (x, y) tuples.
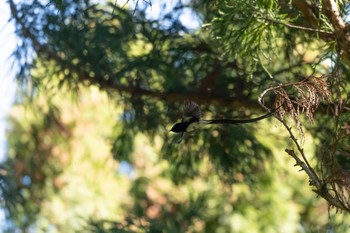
(1, 0), (350, 232)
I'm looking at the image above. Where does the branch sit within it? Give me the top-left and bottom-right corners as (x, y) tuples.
(322, 0), (346, 34)
(259, 87), (321, 188)
(285, 149), (348, 210)
(291, 0), (335, 41)
(259, 85), (350, 212)
(285, 149), (320, 188)
(292, 0), (350, 67)
(258, 16), (333, 36)
(321, 0), (350, 66)
(292, 0), (319, 28)
(8, 0), (266, 111)
(78, 73), (259, 109)
(8, 0), (58, 60)
(8, 0), (348, 114)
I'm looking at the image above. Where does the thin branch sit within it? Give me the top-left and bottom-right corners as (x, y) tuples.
(259, 85), (350, 212)
(284, 149), (320, 188)
(258, 16), (334, 36)
(259, 87), (321, 189)
(285, 149), (348, 210)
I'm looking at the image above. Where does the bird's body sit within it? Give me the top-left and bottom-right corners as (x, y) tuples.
(170, 100), (278, 136)
(170, 101), (202, 137)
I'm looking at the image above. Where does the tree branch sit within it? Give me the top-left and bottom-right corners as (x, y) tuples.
(321, 0), (350, 66)
(291, 0), (335, 41)
(78, 72), (259, 109)
(292, 0), (319, 28)
(8, 0), (266, 111)
(322, 0), (346, 34)
(8, 0), (58, 60)
(8, 0), (348, 114)
(258, 16), (333, 36)
(259, 85), (350, 212)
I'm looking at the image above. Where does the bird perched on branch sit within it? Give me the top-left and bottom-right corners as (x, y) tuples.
(170, 100), (278, 138)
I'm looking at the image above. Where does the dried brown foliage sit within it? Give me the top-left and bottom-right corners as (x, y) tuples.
(260, 75), (332, 139)
(259, 75), (350, 212)
(319, 102), (350, 211)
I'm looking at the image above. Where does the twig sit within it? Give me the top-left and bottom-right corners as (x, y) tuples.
(112, 0), (118, 13)
(259, 89), (321, 189)
(285, 149), (320, 188)
(259, 90), (313, 175)
(259, 86), (350, 211)
(257, 16), (334, 36)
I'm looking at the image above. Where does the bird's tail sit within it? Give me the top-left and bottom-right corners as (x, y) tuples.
(201, 119), (241, 125)
(200, 107), (278, 125)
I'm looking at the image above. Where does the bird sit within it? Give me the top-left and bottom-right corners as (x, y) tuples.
(170, 100), (278, 137)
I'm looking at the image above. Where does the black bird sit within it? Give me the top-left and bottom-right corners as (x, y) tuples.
(170, 100), (278, 137)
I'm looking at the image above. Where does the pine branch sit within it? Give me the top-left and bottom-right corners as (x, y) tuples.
(291, 0), (319, 28)
(259, 83), (350, 212)
(258, 16), (333, 35)
(322, 0), (346, 34)
(7, 0), (261, 110)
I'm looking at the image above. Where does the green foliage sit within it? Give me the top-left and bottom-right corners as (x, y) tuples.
(211, 0), (285, 72)
(3, 0), (350, 232)
(112, 124), (135, 162)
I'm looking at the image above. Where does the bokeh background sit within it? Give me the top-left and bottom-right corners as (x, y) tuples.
(1, 0), (350, 232)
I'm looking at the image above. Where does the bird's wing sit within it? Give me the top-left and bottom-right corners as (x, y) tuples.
(182, 100), (201, 121)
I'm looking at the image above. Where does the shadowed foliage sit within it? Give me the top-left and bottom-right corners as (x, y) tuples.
(2, 0), (350, 232)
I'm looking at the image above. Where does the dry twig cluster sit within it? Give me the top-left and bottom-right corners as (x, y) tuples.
(259, 75), (350, 212)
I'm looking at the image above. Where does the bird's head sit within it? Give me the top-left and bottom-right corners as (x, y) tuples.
(169, 122), (183, 133)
